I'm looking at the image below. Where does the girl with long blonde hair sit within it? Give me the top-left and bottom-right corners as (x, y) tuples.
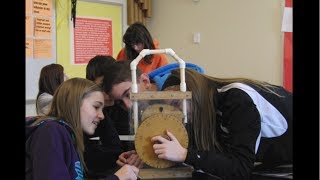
(26, 78), (139, 180)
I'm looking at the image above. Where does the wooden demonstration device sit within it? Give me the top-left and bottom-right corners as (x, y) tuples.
(129, 49), (193, 178)
(135, 104), (189, 168)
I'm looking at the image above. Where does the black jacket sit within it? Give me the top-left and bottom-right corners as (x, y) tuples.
(84, 108), (124, 176)
(105, 104), (135, 151)
(185, 83), (292, 180)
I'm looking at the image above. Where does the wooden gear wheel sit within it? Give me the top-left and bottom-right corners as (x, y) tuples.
(141, 104), (184, 121)
(135, 105), (189, 168)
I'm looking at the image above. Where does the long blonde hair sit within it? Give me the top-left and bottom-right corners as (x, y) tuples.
(168, 69), (281, 152)
(47, 78), (102, 172)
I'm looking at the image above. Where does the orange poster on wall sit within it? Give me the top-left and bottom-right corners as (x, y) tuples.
(26, 38), (33, 58)
(33, 0), (52, 16)
(73, 17), (113, 64)
(26, 0), (32, 14)
(34, 17), (52, 37)
(26, 16), (33, 36)
(27, 0), (54, 61)
(34, 39), (52, 59)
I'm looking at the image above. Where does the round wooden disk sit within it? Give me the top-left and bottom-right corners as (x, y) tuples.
(141, 104), (184, 121)
(135, 113), (189, 168)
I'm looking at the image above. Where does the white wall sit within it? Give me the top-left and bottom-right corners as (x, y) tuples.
(26, 102), (37, 116)
(147, 0), (284, 85)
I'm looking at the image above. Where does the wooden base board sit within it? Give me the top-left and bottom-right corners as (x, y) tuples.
(138, 166), (193, 179)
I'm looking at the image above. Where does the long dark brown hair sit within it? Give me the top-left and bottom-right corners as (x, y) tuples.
(123, 22), (155, 64)
(165, 68), (282, 152)
(36, 64), (64, 114)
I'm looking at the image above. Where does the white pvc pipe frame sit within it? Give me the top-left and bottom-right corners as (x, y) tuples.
(130, 48), (188, 135)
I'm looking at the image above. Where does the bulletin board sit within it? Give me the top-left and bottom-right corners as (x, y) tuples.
(56, 0), (124, 80)
(26, 0), (56, 101)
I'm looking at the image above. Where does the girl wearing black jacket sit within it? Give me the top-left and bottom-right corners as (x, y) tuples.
(151, 68), (292, 180)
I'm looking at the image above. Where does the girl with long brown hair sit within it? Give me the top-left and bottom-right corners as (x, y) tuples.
(151, 68), (292, 180)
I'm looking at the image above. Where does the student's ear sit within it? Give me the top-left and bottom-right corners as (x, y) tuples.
(139, 73), (151, 90)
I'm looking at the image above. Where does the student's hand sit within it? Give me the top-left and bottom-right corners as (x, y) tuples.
(114, 164), (139, 180)
(117, 150), (135, 166)
(117, 150), (144, 168)
(151, 130), (187, 162)
(126, 152), (144, 168)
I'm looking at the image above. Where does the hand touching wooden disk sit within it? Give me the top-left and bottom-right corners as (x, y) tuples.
(135, 110), (189, 168)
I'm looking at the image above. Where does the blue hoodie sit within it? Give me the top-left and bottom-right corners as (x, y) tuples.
(148, 62), (205, 90)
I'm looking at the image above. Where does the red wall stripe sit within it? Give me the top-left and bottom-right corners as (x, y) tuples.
(283, 0), (292, 92)
(285, 0), (292, 7)
(284, 32), (292, 92)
